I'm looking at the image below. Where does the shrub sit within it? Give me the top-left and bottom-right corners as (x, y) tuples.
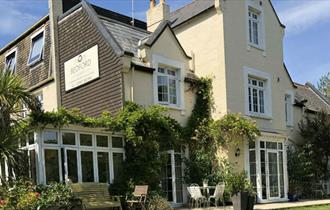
(225, 171), (256, 197)
(148, 194), (173, 210)
(0, 179), (74, 210)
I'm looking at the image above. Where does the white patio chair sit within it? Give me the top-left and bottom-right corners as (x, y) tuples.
(208, 183), (225, 208)
(190, 185), (207, 208)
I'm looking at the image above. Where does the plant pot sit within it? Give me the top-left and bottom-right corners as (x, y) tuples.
(231, 192), (248, 210)
(247, 195), (255, 210)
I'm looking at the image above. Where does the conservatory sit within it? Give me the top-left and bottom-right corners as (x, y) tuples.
(0, 126), (125, 185)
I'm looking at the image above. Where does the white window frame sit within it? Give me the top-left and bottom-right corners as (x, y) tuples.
(152, 54), (185, 110)
(245, 1), (265, 51)
(28, 27), (45, 66)
(244, 66), (272, 118)
(284, 91), (294, 126)
(4, 47), (17, 74)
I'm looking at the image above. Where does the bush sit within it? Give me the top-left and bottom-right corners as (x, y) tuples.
(148, 194), (173, 210)
(225, 171), (256, 197)
(0, 179), (74, 210)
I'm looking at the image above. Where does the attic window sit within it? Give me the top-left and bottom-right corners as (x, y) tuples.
(5, 50), (17, 73)
(28, 30), (44, 65)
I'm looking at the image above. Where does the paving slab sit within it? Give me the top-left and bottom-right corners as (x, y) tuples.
(178, 199), (330, 210)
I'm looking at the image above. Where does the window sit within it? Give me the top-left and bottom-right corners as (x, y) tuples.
(36, 92), (43, 110)
(248, 9), (260, 46)
(62, 132), (75, 145)
(157, 67), (179, 106)
(28, 31), (44, 65)
(248, 77), (265, 114)
(21, 103), (29, 118)
(80, 134), (93, 146)
(285, 94), (293, 126)
(44, 149), (60, 184)
(112, 137), (124, 148)
(5, 50), (16, 73)
(44, 131), (58, 144)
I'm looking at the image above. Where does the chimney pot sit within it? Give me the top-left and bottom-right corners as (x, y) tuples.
(150, 0), (156, 8)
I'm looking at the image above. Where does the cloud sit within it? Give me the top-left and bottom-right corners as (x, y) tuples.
(278, 0), (330, 35)
(0, 1), (39, 36)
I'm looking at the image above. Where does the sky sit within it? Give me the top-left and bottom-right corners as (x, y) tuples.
(0, 0), (329, 85)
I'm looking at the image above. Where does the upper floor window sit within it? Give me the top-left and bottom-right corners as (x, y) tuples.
(5, 50), (17, 73)
(36, 92), (44, 110)
(248, 9), (260, 46)
(285, 94), (293, 126)
(28, 31), (44, 65)
(157, 66), (179, 106)
(248, 77), (265, 114)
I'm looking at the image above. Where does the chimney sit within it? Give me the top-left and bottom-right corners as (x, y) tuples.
(147, 0), (170, 32)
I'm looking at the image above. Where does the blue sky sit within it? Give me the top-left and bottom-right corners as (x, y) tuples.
(0, 0), (329, 85)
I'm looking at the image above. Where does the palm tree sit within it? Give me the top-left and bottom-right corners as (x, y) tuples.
(0, 69), (40, 164)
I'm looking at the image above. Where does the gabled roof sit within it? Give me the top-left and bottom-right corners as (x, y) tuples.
(169, 0), (285, 29)
(295, 82), (330, 113)
(140, 20), (191, 59)
(170, 0), (214, 28)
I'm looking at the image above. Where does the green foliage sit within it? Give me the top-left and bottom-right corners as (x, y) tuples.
(147, 193), (173, 210)
(213, 113), (260, 145)
(299, 111), (330, 180)
(317, 72), (330, 98)
(0, 179), (74, 210)
(225, 171), (256, 197)
(0, 71), (41, 164)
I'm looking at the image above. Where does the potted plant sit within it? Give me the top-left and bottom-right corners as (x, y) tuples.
(225, 171), (256, 210)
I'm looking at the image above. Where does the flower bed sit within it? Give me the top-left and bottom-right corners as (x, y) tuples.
(0, 179), (75, 210)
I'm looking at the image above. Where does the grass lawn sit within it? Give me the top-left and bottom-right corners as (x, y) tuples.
(282, 205), (330, 210)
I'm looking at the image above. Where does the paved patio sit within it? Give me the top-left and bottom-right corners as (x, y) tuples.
(179, 199), (330, 210)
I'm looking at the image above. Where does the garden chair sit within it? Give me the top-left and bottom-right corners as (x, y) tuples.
(189, 185), (207, 208)
(126, 185), (148, 210)
(208, 183), (225, 208)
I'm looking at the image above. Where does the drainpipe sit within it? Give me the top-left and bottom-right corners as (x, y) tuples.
(131, 66), (135, 102)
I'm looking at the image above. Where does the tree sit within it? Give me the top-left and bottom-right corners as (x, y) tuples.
(317, 72), (330, 98)
(299, 111), (330, 180)
(0, 70), (40, 164)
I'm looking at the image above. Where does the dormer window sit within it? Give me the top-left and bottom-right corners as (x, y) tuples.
(157, 66), (179, 106)
(5, 49), (17, 73)
(28, 30), (44, 65)
(248, 9), (260, 46)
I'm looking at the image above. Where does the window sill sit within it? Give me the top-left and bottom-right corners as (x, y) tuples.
(247, 112), (272, 120)
(248, 43), (264, 51)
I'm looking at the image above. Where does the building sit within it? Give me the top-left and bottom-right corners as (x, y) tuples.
(0, 0), (196, 206)
(0, 0), (329, 206)
(157, 0), (326, 203)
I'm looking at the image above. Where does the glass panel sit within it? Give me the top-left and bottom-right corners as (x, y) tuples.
(5, 52), (16, 72)
(249, 150), (257, 190)
(279, 151), (284, 198)
(161, 154), (173, 202)
(20, 138), (27, 147)
(175, 154), (183, 203)
(29, 32), (44, 64)
(80, 134), (93, 146)
(253, 88), (258, 112)
(252, 21), (259, 45)
(259, 90), (264, 113)
(249, 19), (252, 43)
(158, 67), (165, 73)
(266, 142), (277, 149)
(169, 79), (177, 105)
(260, 141), (265, 148)
(260, 150), (266, 199)
(249, 140), (255, 149)
(98, 152), (110, 183)
(29, 150), (37, 183)
(96, 135), (108, 147)
(44, 131), (58, 144)
(158, 75), (168, 102)
(248, 87), (252, 112)
(67, 150), (78, 183)
(268, 152), (279, 197)
(28, 132), (34, 145)
(167, 69), (176, 76)
(112, 137), (124, 148)
(113, 153), (124, 181)
(62, 132), (76, 145)
(278, 143), (283, 150)
(45, 149), (60, 184)
(81, 151), (94, 182)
